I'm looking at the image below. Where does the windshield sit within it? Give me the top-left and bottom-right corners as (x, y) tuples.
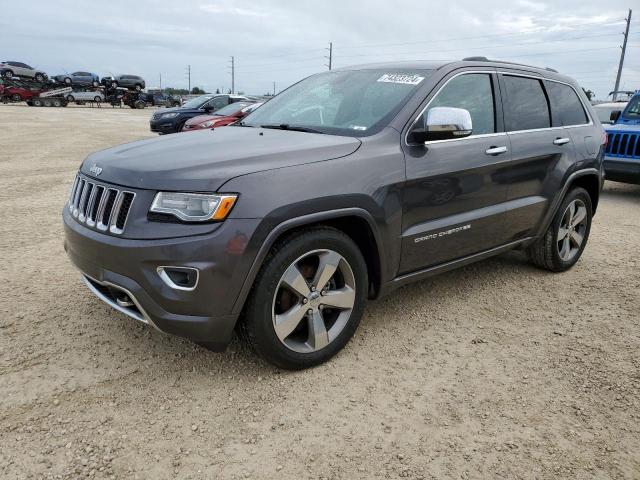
(182, 95), (214, 109)
(214, 102), (252, 116)
(242, 69), (433, 136)
(623, 96), (640, 118)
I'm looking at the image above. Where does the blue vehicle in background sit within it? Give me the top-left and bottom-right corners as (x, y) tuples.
(52, 71), (100, 88)
(604, 91), (640, 184)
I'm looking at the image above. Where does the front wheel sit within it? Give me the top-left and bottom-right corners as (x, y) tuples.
(2, 70), (13, 78)
(240, 227), (368, 370)
(527, 187), (592, 272)
(35, 73), (45, 82)
(64, 77), (72, 85)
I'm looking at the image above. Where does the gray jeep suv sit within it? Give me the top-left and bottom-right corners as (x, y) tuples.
(63, 58), (606, 369)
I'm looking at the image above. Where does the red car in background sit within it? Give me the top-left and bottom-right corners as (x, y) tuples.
(0, 84), (40, 102)
(181, 101), (263, 132)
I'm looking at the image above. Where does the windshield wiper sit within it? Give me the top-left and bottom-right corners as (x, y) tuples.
(260, 124), (324, 134)
(233, 121), (255, 127)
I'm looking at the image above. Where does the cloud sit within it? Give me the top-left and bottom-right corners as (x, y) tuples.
(2, 0), (637, 98)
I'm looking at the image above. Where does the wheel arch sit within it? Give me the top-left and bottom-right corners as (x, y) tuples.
(534, 168), (601, 241)
(231, 208), (384, 316)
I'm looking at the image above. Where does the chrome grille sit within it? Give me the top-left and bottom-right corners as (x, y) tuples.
(68, 174), (135, 235)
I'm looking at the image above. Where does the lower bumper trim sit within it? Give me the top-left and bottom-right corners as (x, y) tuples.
(82, 274), (155, 328)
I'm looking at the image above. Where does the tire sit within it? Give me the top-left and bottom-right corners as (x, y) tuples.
(64, 77), (71, 85)
(53, 99), (61, 107)
(92, 81), (99, 87)
(66, 95), (75, 102)
(32, 98), (42, 107)
(43, 99), (52, 107)
(2, 70), (13, 78)
(135, 84), (142, 91)
(35, 73), (45, 82)
(240, 227), (368, 370)
(11, 94), (21, 102)
(526, 187), (592, 272)
(134, 100), (146, 109)
(94, 96), (101, 103)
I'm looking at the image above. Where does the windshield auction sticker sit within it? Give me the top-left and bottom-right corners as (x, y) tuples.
(377, 74), (425, 85)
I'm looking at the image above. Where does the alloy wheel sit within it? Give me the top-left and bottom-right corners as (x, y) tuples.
(557, 199), (587, 262)
(272, 249), (356, 354)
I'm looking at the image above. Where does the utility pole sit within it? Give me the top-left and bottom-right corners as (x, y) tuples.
(273, 81), (276, 96)
(613, 9), (632, 100)
(186, 65), (191, 93)
(159, 73), (162, 91)
(230, 56), (235, 94)
(325, 42), (333, 70)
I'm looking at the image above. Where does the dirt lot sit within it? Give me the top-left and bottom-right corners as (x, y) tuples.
(0, 103), (639, 480)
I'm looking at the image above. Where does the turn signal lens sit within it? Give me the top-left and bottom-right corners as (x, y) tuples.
(211, 196), (237, 220)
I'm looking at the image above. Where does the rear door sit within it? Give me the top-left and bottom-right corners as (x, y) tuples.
(400, 70), (513, 273)
(497, 72), (577, 241)
(545, 80), (598, 165)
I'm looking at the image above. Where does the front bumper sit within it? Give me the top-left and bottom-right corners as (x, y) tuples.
(63, 208), (261, 350)
(604, 157), (640, 184)
(149, 117), (179, 134)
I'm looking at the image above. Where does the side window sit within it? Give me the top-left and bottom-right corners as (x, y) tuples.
(546, 82), (589, 126)
(209, 97), (228, 110)
(421, 73), (496, 135)
(503, 75), (550, 131)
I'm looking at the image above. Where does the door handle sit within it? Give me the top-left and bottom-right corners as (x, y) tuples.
(553, 137), (571, 146)
(485, 146), (508, 156)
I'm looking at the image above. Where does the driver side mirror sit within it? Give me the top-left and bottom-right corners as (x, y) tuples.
(610, 110), (621, 123)
(408, 107), (473, 144)
(203, 104), (214, 112)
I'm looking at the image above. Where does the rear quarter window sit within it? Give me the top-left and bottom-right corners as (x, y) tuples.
(546, 81), (589, 126)
(502, 75), (551, 131)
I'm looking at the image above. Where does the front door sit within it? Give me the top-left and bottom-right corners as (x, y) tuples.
(400, 70), (512, 273)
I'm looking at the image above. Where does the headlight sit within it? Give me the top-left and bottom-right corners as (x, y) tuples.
(161, 112), (179, 118)
(150, 192), (237, 222)
(200, 121), (215, 128)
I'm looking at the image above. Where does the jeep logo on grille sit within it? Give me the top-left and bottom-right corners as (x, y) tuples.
(89, 163), (103, 176)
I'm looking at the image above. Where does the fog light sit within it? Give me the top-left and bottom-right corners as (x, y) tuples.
(157, 266), (199, 291)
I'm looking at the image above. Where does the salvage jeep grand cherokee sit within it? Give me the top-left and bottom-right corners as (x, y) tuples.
(63, 58), (606, 369)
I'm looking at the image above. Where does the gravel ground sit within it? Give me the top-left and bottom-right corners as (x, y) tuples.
(0, 103), (639, 480)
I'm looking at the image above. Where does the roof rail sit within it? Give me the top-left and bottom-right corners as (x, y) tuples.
(461, 56), (558, 73)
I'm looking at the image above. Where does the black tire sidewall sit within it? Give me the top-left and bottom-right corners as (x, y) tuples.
(549, 187), (593, 270)
(244, 229), (368, 370)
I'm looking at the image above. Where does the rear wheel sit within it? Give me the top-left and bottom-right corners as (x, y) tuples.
(527, 187), (592, 272)
(11, 93), (21, 102)
(135, 84), (142, 91)
(35, 73), (45, 82)
(240, 227), (368, 370)
(2, 70), (13, 78)
(32, 98), (42, 107)
(52, 98), (62, 107)
(64, 77), (72, 85)
(66, 95), (75, 102)
(94, 96), (102, 103)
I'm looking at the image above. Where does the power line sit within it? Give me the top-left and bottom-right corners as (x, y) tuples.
(337, 19), (630, 51)
(334, 31), (639, 61)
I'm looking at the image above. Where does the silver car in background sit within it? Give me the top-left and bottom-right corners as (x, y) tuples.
(0, 61), (47, 82)
(66, 91), (105, 104)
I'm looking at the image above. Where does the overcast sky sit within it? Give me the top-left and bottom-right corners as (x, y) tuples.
(2, 0), (638, 99)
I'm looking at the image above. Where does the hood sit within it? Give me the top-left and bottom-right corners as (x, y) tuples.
(152, 106), (201, 118)
(605, 123), (640, 132)
(80, 126), (362, 191)
(185, 114), (220, 126)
